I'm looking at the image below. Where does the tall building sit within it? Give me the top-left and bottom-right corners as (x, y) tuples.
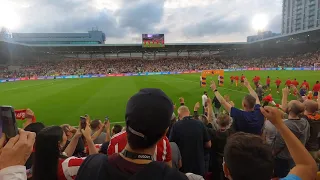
(11, 30), (106, 45)
(282, 0), (320, 34)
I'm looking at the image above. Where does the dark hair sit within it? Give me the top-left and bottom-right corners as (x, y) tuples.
(290, 102), (304, 116)
(112, 124), (123, 135)
(224, 132), (274, 180)
(126, 125), (165, 150)
(217, 114), (231, 127)
(33, 126), (64, 180)
(90, 119), (101, 130)
(267, 76), (269, 78)
(304, 80), (306, 82)
(204, 91), (207, 94)
(24, 122), (45, 135)
(243, 94), (256, 109)
(317, 81), (319, 84)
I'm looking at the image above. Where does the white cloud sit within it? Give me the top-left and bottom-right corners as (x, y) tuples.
(3, 0), (282, 43)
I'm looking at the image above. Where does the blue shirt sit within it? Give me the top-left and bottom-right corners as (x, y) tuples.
(230, 104), (265, 135)
(281, 174), (301, 180)
(299, 89), (307, 96)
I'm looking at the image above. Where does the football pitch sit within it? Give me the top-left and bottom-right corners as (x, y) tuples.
(0, 70), (319, 127)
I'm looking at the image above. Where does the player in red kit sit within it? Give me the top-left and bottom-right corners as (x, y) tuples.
(291, 78), (299, 95)
(230, 76), (234, 85)
(275, 77), (282, 93)
(253, 76), (259, 87)
(234, 75), (239, 87)
(266, 76), (271, 91)
(300, 80), (310, 91)
(312, 81), (320, 98)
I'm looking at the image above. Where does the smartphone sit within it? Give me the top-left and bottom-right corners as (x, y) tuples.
(105, 116), (109, 122)
(0, 106), (18, 139)
(80, 116), (86, 129)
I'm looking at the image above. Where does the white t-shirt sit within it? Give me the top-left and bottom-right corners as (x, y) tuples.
(202, 94), (208, 107)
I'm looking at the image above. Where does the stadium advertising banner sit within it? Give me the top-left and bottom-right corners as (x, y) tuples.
(0, 67), (317, 83)
(142, 34), (165, 48)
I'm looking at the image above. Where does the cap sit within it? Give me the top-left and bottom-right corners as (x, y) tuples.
(125, 88), (173, 140)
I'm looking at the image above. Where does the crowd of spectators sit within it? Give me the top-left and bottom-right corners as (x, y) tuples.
(1, 77), (320, 180)
(0, 50), (319, 78)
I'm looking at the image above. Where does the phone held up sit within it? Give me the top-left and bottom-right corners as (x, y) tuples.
(80, 116), (87, 129)
(0, 106), (19, 140)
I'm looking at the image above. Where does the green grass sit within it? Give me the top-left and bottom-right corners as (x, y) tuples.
(0, 70), (319, 127)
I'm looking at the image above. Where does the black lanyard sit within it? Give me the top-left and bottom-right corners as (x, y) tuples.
(121, 150), (153, 161)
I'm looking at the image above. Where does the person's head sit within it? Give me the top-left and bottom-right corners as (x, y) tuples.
(33, 126), (67, 180)
(304, 80), (306, 82)
(286, 100), (305, 118)
(303, 100), (318, 115)
(125, 88), (173, 151)
(316, 81), (319, 84)
(61, 124), (76, 139)
(204, 91), (207, 95)
(24, 122), (45, 135)
(258, 84), (262, 88)
(267, 76), (269, 78)
(242, 94), (256, 111)
(223, 132), (274, 180)
(217, 114), (231, 128)
(178, 106), (190, 119)
(294, 78), (296, 80)
(90, 119), (102, 131)
(112, 124), (123, 136)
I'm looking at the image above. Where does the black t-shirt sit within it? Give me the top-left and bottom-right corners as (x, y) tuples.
(75, 154), (188, 180)
(169, 116), (210, 176)
(213, 96), (221, 108)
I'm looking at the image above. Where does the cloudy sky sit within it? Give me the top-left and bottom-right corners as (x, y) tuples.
(0, 0), (282, 43)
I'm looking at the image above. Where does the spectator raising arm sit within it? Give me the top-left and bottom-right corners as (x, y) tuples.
(243, 78), (260, 105)
(81, 123), (98, 155)
(281, 87), (289, 112)
(104, 120), (111, 143)
(260, 106), (317, 180)
(64, 128), (82, 157)
(210, 81), (232, 113)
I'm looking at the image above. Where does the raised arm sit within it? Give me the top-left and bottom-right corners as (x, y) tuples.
(206, 98), (215, 124)
(104, 121), (111, 143)
(64, 128), (82, 157)
(243, 78), (260, 105)
(210, 81), (232, 113)
(281, 87), (289, 112)
(261, 106), (317, 180)
(291, 85), (303, 102)
(81, 123), (98, 155)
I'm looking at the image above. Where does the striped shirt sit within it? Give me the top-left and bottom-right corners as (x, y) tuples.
(59, 157), (86, 180)
(107, 131), (172, 162)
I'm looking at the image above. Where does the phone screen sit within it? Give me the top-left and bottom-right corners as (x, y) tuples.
(105, 116), (109, 122)
(0, 106), (18, 139)
(80, 116), (86, 129)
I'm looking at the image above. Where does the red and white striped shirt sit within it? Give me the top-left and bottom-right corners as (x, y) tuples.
(59, 157), (86, 180)
(107, 131), (172, 162)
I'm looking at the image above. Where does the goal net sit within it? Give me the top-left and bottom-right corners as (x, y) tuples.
(314, 63), (320, 71)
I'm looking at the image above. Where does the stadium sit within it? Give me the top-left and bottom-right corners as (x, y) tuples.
(0, 1), (320, 180)
(1, 28), (320, 125)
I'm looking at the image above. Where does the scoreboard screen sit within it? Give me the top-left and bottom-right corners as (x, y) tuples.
(142, 34), (165, 48)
